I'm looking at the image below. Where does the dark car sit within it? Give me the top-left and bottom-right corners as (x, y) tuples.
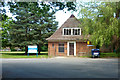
(91, 49), (100, 58)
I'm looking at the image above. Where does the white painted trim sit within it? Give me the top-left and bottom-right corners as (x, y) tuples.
(67, 41), (76, 56)
(67, 42), (69, 56)
(74, 42), (76, 56)
(62, 28), (81, 36)
(71, 28), (73, 35)
(80, 28), (81, 35)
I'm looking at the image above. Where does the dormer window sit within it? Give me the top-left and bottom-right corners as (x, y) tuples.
(64, 29), (71, 35)
(63, 28), (81, 35)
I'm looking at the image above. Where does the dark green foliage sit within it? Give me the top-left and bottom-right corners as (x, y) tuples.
(1, 2), (76, 53)
(50, 2), (76, 11)
(8, 2), (58, 54)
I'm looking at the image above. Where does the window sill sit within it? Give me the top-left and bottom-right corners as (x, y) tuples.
(62, 35), (81, 36)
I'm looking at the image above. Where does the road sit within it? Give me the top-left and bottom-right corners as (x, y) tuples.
(1, 57), (119, 78)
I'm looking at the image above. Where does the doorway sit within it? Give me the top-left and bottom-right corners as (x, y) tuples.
(67, 41), (76, 56)
(69, 43), (74, 55)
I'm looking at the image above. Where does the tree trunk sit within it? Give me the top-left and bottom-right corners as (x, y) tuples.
(9, 44), (12, 51)
(38, 29), (41, 55)
(25, 25), (28, 55)
(25, 45), (28, 55)
(38, 43), (41, 55)
(116, 37), (120, 53)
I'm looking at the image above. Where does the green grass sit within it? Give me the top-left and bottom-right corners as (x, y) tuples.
(100, 52), (120, 58)
(0, 51), (48, 58)
(0, 51), (120, 58)
(78, 52), (120, 58)
(1, 51), (25, 53)
(78, 56), (90, 58)
(1, 51), (48, 53)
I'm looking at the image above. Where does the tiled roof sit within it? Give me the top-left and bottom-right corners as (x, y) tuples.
(46, 14), (90, 41)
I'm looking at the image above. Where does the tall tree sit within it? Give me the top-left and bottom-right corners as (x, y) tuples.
(26, 2), (58, 54)
(8, 2), (57, 54)
(8, 2), (76, 54)
(0, 2), (12, 48)
(1, 14), (12, 48)
(78, 2), (120, 52)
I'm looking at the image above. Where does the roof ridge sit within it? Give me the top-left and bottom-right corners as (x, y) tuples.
(46, 14), (84, 41)
(70, 14), (75, 18)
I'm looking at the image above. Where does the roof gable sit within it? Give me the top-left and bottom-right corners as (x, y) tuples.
(46, 14), (89, 41)
(61, 14), (81, 28)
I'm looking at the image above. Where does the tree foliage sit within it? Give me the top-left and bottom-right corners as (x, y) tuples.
(1, 14), (12, 48)
(8, 2), (58, 54)
(78, 2), (120, 52)
(0, 2), (13, 48)
(6, 2), (76, 54)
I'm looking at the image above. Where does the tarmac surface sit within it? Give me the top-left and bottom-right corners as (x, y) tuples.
(1, 57), (119, 78)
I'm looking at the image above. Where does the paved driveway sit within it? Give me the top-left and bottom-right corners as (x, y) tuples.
(1, 57), (119, 78)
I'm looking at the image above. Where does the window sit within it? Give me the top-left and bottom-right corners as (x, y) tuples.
(73, 29), (77, 35)
(73, 29), (80, 35)
(52, 44), (54, 48)
(78, 29), (80, 35)
(64, 28), (71, 35)
(58, 43), (64, 52)
(63, 28), (81, 35)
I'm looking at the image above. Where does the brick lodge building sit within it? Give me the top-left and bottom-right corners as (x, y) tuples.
(46, 14), (95, 57)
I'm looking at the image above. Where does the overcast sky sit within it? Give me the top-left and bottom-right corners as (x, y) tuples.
(55, 10), (79, 28)
(1, 1), (83, 29)
(0, 4), (79, 31)
(4, 6), (78, 28)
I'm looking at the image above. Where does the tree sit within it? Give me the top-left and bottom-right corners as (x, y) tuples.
(0, 2), (12, 48)
(26, 2), (58, 54)
(7, 2), (56, 54)
(7, 2), (76, 54)
(77, 2), (120, 52)
(1, 14), (12, 48)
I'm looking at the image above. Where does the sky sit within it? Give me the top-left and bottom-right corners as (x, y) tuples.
(1, 2), (81, 29)
(1, 0), (117, 28)
(55, 10), (78, 28)
(1, 0), (94, 30)
(4, 6), (78, 28)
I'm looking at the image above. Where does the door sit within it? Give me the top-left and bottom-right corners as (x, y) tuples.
(69, 43), (74, 55)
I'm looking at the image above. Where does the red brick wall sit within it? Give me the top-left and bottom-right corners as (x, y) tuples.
(48, 42), (95, 57)
(48, 42), (67, 56)
(76, 42), (95, 56)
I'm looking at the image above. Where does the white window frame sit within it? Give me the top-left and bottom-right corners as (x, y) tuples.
(63, 28), (81, 36)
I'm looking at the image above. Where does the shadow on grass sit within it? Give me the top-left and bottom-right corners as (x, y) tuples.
(2, 53), (48, 55)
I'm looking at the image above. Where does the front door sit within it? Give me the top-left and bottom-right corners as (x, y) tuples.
(69, 43), (74, 55)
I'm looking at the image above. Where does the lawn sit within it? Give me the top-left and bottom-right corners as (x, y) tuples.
(0, 51), (48, 58)
(100, 52), (120, 58)
(0, 51), (120, 58)
(78, 52), (120, 58)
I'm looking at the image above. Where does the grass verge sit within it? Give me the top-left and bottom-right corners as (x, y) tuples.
(0, 51), (120, 58)
(100, 52), (120, 58)
(0, 51), (48, 58)
(78, 52), (120, 58)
